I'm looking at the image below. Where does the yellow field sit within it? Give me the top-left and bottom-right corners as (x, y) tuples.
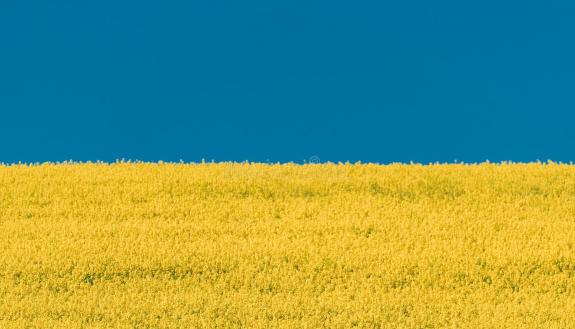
(1, 162), (574, 328)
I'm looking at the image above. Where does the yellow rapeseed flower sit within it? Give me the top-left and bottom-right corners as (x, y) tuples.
(0, 162), (574, 328)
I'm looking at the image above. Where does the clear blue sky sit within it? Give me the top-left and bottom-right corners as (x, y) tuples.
(1, 1), (574, 163)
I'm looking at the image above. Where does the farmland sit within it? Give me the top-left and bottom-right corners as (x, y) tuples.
(1, 162), (574, 328)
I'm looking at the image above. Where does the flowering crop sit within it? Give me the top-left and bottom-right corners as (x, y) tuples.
(0, 162), (574, 328)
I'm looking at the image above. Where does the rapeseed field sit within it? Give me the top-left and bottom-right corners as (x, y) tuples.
(1, 162), (574, 328)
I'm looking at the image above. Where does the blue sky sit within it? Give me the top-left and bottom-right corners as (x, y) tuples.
(1, 0), (574, 163)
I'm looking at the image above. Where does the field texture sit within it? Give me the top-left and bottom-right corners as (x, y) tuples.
(1, 162), (574, 328)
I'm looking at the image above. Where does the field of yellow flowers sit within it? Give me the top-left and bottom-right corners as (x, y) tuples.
(1, 162), (574, 328)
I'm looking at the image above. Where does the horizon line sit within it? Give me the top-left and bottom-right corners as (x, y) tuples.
(0, 159), (573, 166)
